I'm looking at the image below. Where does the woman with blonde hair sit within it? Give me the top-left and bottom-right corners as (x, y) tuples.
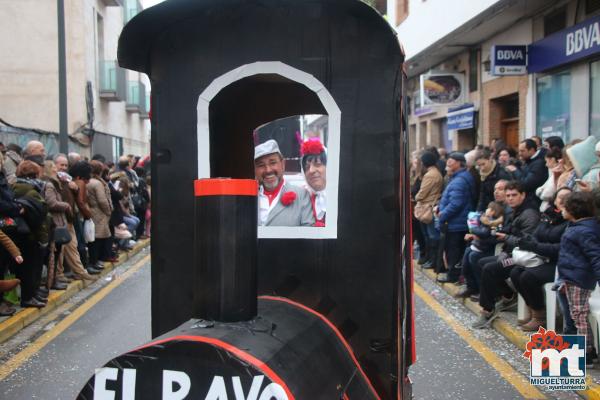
(555, 143), (579, 190)
(87, 160), (113, 270)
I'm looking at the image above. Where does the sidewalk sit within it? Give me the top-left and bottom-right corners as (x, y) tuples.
(418, 264), (600, 400)
(0, 239), (150, 344)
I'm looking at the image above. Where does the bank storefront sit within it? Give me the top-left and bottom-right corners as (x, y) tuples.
(529, 14), (600, 141)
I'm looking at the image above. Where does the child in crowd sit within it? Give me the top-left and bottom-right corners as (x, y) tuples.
(456, 201), (504, 299)
(556, 191), (600, 363)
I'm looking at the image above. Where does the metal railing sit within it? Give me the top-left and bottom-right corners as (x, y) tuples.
(127, 81), (147, 113)
(124, 0), (142, 23)
(99, 60), (126, 101)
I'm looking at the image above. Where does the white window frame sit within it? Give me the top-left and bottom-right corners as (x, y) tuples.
(197, 61), (341, 239)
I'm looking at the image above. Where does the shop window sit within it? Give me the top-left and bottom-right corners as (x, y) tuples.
(536, 71), (571, 142)
(544, 7), (566, 37)
(587, 0), (600, 15)
(589, 61), (600, 139)
(469, 50), (478, 93)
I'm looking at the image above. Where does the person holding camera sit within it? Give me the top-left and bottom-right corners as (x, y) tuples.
(472, 181), (540, 329)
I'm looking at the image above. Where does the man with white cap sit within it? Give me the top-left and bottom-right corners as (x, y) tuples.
(254, 139), (314, 226)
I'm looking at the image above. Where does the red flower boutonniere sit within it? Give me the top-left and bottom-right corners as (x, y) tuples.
(281, 191), (297, 206)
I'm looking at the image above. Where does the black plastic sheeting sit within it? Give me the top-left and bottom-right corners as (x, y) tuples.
(118, 0), (411, 398)
(78, 297), (380, 399)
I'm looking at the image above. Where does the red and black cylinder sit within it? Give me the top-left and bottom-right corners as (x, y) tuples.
(193, 178), (258, 322)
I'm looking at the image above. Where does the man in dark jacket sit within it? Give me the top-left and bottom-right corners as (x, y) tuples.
(475, 148), (512, 211)
(518, 139), (548, 206)
(436, 152), (476, 283)
(472, 181), (540, 328)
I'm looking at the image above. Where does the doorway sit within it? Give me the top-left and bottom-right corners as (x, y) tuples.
(493, 94), (519, 149)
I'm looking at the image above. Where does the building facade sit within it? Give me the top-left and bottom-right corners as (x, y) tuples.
(389, 0), (600, 152)
(0, 0), (150, 159)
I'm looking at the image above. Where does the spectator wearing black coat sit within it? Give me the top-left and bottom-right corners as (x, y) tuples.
(0, 165), (23, 316)
(472, 181), (540, 329)
(509, 187), (571, 332)
(518, 139), (548, 205)
(133, 166), (150, 238)
(475, 148), (513, 212)
(12, 161), (49, 309)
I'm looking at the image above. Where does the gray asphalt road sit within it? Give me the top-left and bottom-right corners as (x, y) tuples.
(410, 294), (524, 400)
(0, 252), (577, 400)
(0, 254), (151, 400)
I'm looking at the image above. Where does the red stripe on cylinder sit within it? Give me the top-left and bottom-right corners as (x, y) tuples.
(259, 295), (382, 400)
(194, 178), (257, 196)
(134, 335), (295, 400)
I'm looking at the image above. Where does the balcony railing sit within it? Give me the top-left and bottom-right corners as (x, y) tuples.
(126, 81), (147, 113)
(140, 91), (150, 119)
(99, 60), (126, 102)
(124, 0), (142, 23)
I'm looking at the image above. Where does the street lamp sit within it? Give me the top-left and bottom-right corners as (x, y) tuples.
(57, 0), (69, 154)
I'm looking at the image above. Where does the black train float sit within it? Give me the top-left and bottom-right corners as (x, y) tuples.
(78, 0), (414, 398)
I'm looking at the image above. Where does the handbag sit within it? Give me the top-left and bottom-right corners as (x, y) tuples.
(414, 203), (434, 224)
(53, 225), (72, 245)
(115, 223), (132, 240)
(512, 247), (546, 268)
(83, 219), (95, 243)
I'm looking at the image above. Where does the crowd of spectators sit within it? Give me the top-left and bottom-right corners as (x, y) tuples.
(411, 135), (600, 364)
(0, 140), (150, 316)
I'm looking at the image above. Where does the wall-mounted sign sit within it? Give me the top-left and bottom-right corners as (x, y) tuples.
(491, 45), (527, 75)
(447, 103), (476, 130)
(419, 73), (464, 107)
(529, 14), (600, 73)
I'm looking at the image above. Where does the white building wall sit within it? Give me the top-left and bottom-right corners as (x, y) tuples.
(394, 0), (502, 59)
(0, 0), (149, 157)
(0, 0), (59, 130)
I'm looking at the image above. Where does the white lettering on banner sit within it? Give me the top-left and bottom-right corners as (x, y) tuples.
(94, 367), (119, 400)
(497, 50), (524, 60)
(232, 375), (264, 400)
(206, 375), (288, 400)
(92, 370), (289, 400)
(258, 383), (289, 400)
(122, 369), (137, 400)
(205, 376), (227, 400)
(93, 367), (137, 399)
(566, 22), (600, 56)
(163, 370), (192, 400)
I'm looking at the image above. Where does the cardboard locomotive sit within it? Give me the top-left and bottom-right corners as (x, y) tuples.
(79, 0), (412, 398)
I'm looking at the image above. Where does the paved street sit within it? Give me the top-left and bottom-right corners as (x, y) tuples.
(0, 251), (151, 400)
(0, 252), (583, 399)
